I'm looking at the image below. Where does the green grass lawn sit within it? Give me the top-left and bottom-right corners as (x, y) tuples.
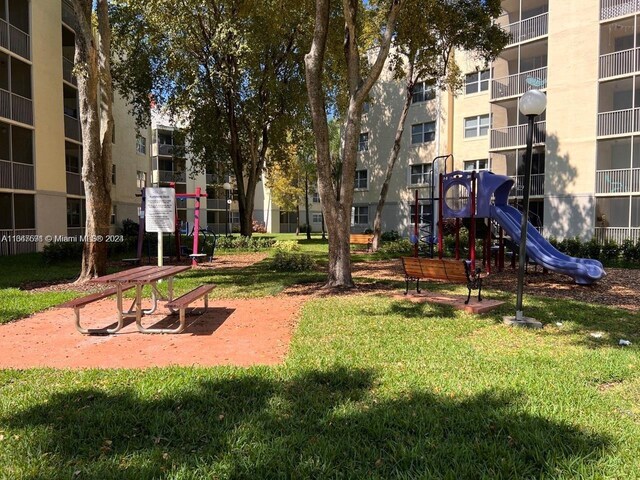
(0, 240), (639, 478)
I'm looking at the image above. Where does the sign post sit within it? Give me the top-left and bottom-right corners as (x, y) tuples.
(145, 187), (176, 267)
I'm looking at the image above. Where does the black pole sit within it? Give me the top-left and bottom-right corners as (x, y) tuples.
(515, 115), (535, 319)
(225, 191), (229, 236)
(430, 154), (451, 258)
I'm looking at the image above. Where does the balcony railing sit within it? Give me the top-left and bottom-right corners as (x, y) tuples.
(63, 57), (77, 85)
(508, 174), (545, 197)
(594, 227), (640, 244)
(0, 160), (11, 188)
(490, 121), (546, 150)
(9, 24), (30, 60)
(66, 171), (84, 196)
(600, 0), (640, 21)
(599, 48), (640, 79)
(0, 89), (33, 125)
(0, 19), (7, 50)
(595, 168), (640, 193)
(157, 170), (186, 183)
(0, 229), (38, 255)
(596, 107), (640, 136)
(491, 67), (547, 100)
(64, 114), (80, 141)
(504, 13), (548, 46)
(13, 163), (34, 190)
(152, 143), (175, 157)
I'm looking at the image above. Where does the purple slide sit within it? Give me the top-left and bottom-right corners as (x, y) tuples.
(490, 204), (606, 285)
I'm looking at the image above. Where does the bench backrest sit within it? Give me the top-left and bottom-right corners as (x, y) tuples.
(401, 256), (423, 277)
(401, 257), (468, 282)
(350, 234), (372, 244)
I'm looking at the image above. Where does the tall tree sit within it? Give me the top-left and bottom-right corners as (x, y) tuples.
(111, 0), (311, 236)
(70, 0), (115, 281)
(305, 0), (403, 288)
(370, 0), (508, 251)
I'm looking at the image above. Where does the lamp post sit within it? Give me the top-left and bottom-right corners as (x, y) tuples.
(505, 89), (547, 328)
(223, 180), (231, 236)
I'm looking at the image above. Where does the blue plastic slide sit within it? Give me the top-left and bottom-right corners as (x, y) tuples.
(490, 204), (606, 285)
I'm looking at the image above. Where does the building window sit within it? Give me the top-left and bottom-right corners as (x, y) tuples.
(410, 164), (432, 185)
(312, 192), (320, 203)
(351, 205), (369, 226)
(464, 114), (490, 138)
(412, 81), (436, 103)
(358, 132), (369, 152)
(409, 203), (431, 225)
(411, 122), (436, 144)
(136, 170), (147, 189)
(465, 69), (490, 94)
(66, 198), (83, 228)
(464, 159), (489, 171)
(355, 169), (368, 190)
(136, 135), (147, 155)
(312, 213), (323, 223)
(111, 164), (116, 184)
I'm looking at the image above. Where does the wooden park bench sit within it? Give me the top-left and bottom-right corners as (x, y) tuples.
(350, 233), (373, 252)
(400, 257), (485, 304)
(59, 284), (136, 334)
(162, 284), (217, 334)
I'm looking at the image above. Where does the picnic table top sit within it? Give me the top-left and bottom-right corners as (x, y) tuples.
(89, 265), (191, 285)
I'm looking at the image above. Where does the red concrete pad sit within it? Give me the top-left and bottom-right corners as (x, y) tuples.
(0, 296), (305, 369)
(392, 292), (505, 314)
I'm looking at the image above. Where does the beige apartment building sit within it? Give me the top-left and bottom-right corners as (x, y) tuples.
(357, 0), (640, 245)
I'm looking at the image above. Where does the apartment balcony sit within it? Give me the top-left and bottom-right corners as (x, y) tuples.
(151, 143), (176, 157)
(0, 160), (35, 190)
(0, 88), (33, 125)
(596, 108), (640, 136)
(62, 0), (76, 29)
(491, 67), (547, 101)
(503, 13), (548, 47)
(0, 18), (30, 60)
(66, 171), (84, 196)
(595, 168), (640, 193)
(600, 0), (640, 21)
(599, 47), (640, 79)
(490, 121), (546, 150)
(157, 170), (186, 183)
(207, 198), (228, 210)
(63, 57), (77, 86)
(594, 226), (640, 244)
(64, 114), (80, 141)
(508, 174), (545, 197)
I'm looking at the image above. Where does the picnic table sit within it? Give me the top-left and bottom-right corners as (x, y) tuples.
(61, 265), (215, 335)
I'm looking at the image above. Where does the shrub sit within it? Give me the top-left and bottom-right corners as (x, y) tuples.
(273, 240), (300, 252)
(381, 230), (401, 242)
(563, 237), (583, 257)
(120, 218), (139, 237)
(601, 240), (620, 261)
(270, 251), (315, 271)
(621, 239), (640, 262)
(42, 241), (84, 263)
(378, 239), (413, 256)
(581, 238), (601, 259)
(216, 235), (276, 251)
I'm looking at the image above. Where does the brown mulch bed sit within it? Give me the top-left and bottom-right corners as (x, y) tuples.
(351, 259), (640, 313)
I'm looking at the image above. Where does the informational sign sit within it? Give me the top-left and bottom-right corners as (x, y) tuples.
(145, 187), (175, 232)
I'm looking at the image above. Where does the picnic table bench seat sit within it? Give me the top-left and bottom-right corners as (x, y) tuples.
(59, 284), (136, 334)
(401, 257), (485, 304)
(162, 284), (217, 334)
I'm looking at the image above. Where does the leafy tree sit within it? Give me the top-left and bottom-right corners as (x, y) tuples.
(305, 0), (403, 288)
(69, 0), (115, 281)
(110, 0), (311, 236)
(370, 0), (508, 251)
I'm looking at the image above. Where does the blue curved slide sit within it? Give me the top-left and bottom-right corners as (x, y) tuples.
(490, 204), (606, 285)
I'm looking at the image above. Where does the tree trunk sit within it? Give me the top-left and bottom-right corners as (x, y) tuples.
(72, 0), (114, 282)
(305, 172), (311, 240)
(372, 68), (415, 251)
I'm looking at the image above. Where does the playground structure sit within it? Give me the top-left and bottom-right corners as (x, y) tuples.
(134, 185), (215, 266)
(412, 168), (606, 285)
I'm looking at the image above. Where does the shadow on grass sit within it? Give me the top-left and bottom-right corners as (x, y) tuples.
(3, 367), (610, 479)
(362, 299), (458, 319)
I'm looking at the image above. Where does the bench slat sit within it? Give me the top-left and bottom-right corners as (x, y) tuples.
(166, 284), (216, 309)
(59, 285), (135, 309)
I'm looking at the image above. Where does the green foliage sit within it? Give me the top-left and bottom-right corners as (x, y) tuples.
(273, 240), (301, 253)
(216, 235), (276, 251)
(270, 251), (316, 272)
(601, 240), (620, 261)
(581, 238), (602, 259)
(621, 239), (640, 262)
(42, 241), (84, 264)
(381, 230), (401, 242)
(120, 218), (139, 237)
(378, 239), (412, 256)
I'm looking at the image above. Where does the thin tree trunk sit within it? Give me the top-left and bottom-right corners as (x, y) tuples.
(72, 0), (114, 282)
(305, 172), (311, 240)
(372, 67), (415, 251)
